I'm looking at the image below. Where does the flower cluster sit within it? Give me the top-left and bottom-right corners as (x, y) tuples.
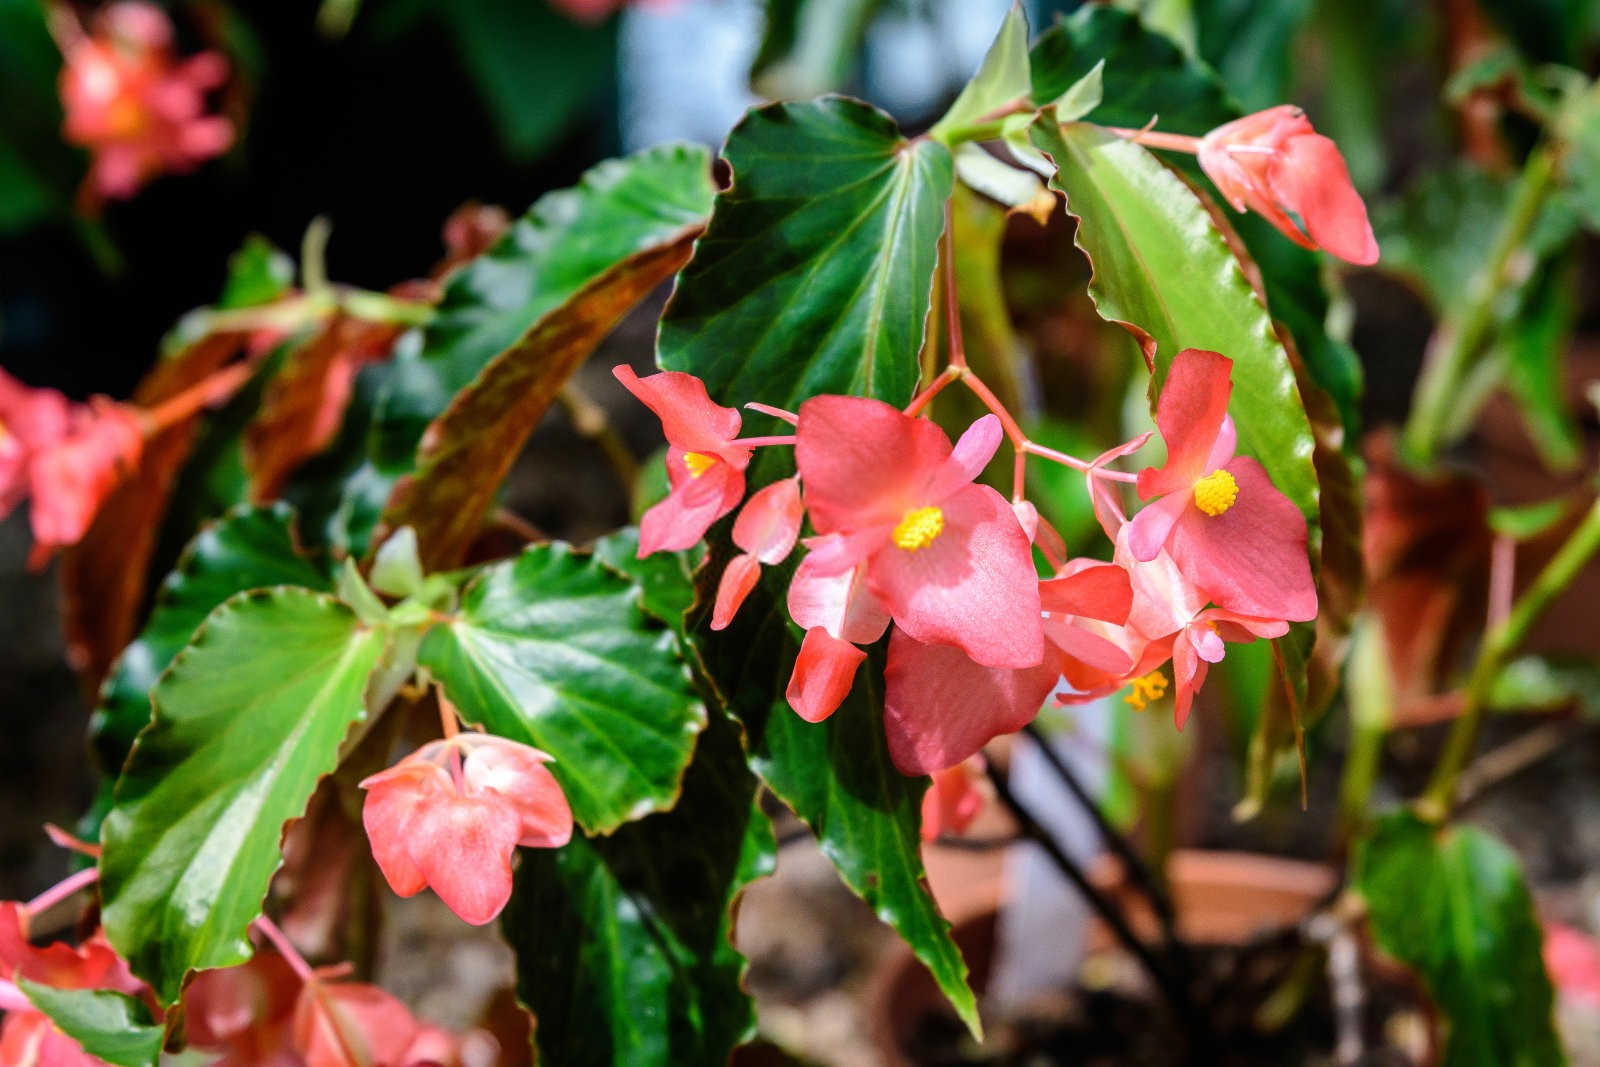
(56, 1), (233, 202)
(0, 369), (144, 567)
(618, 347), (1317, 779)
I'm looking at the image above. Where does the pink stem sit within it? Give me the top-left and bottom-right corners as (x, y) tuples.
(1102, 127), (1205, 154)
(729, 435), (797, 448)
(1023, 440), (1139, 482)
(744, 402), (798, 425)
(252, 914), (316, 983)
(24, 867), (99, 919)
(1489, 535), (1515, 630)
(942, 202), (967, 371)
(903, 366), (961, 417)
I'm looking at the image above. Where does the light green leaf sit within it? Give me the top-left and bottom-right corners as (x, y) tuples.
(1354, 813), (1564, 1067)
(749, 0), (884, 99)
(1046, 58), (1104, 120)
(1028, 117), (1321, 529)
(931, 3), (1031, 143)
(503, 709), (775, 1066)
(17, 983), (162, 1067)
(100, 589), (386, 1004)
(90, 504), (332, 775)
(217, 235), (295, 311)
(658, 97), (953, 453)
(418, 542), (706, 834)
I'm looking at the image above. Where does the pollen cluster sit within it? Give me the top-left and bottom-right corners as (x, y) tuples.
(1123, 671), (1169, 712)
(1193, 468), (1239, 516)
(893, 506), (945, 551)
(682, 451), (717, 478)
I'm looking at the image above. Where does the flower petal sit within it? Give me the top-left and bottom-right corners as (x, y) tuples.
(1136, 349), (1234, 500)
(409, 793), (523, 926)
(787, 554), (890, 645)
(795, 395), (951, 533)
(921, 414), (1002, 503)
(461, 738), (574, 849)
(1166, 456), (1317, 621)
(637, 460), (743, 556)
(711, 553), (761, 631)
(1124, 491), (1190, 563)
(612, 366), (742, 458)
(732, 476), (803, 564)
(883, 629), (1059, 775)
(1269, 133), (1379, 266)
(786, 627), (867, 723)
(359, 764), (443, 899)
(1039, 561), (1132, 624)
(868, 484), (1042, 669)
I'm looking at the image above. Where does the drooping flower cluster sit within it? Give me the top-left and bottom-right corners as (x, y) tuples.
(360, 732), (573, 926)
(56, 1), (233, 202)
(618, 347), (1317, 780)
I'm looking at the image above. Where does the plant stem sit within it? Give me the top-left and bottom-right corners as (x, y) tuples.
(24, 867), (99, 921)
(1420, 497), (1600, 818)
(1401, 142), (1558, 466)
(983, 762), (1202, 1040)
(1103, 127), (1205, 154)
(252, 914), (316, 982)
(1021, 724), (1180, 942)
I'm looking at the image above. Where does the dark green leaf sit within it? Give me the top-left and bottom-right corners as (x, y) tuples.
(101, 589), (386, 1003)
(91, 504), (332, 774)
(375, 146), (716, 571)
(691, 569), (981, 1038)
(17, 983), (162, 1067)
(1498, 251), (1581, 471)
(1373, 165), (1512, 312)
(291, 145), (715, 560)
(749, 0), (883, 98)
(1354, 813), (1563, 1067)
(1028, 118), (1321, 530)
(503, 709), (775, 1066)
(1477, 0), (1595, 64)
(1193, 0), (1312, 111)
(418, 542), (707, 834)
(658, 97), (954, 449)
(591, 526), (702, 639)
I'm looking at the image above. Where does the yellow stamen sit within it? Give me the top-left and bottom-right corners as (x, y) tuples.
(892, 506), (945, 551)
(1123, 671), (1169, 712)
(682, 451), (717, 478)
(1193, 468), (1239, 516)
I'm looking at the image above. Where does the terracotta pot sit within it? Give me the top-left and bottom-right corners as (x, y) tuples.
(868, 848), (1336, 1066)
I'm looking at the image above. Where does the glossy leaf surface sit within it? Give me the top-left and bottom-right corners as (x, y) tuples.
(419, 542), (706, 834)
(503, 710), (774, 1066)
(91, 505), (331, 774)
(17, 983), (162, 1067)
(101, 589), (385, 1004)
(1354, 813), (1563, 1067)
(658, 97), (953, 440)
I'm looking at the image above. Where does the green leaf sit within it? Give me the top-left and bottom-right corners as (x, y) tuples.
(17, 983), (162, 1067)
(1498, 251), (1581, 471)
(1045, 58), (1104, 121)
(418, 542), (706, 835)
(1354, 813), (1564, 1067)
(658, 97), (954, 443)
(1193, 0), (1312, 111)
(292, 145), (716, 560)
(1028, 118), (1321, 530)
(930, 3), (1031, 143)
(749, 0), (884, 99)
(217, 235), (295, 310)
(1373, 165), (1514, 313)
(1476, 0), (1595, 64)
(100, 589), (386, 1004)
(1029, 4), (1363, 433)
(690, 568), (981, 1039)
(375, 146), (716, 571)
(1489, 498), (1572, 541)
(91, 504), (332, 774)
(591, 527), (701, 640)
(1488, 654), (1600, 718)
(502, 708), (776, 1066)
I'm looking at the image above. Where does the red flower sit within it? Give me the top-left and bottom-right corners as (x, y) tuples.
(920, 758), (987, 842)
(794, 397), (1041, 669)
(784, 554), (890, 723)
(59, 2), (233, 202)
(613, 367), (752, 557)
(183, 952), (303, 1067)
(882, 561), (1132, 775)
(1197, 106), (1378, 265)
(1126, 349), (1316, 624)
(712, 476), (802, 630)
(291, 976), (419, 1067)
(360, 736), (573, 926)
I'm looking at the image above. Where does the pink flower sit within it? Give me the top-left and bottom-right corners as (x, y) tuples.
(183, 952), (303, 1067)
(291, 976), (420, 1067)
(784, 554), (890, 723)
(920, 758), (987, 842)
(59, 2), (233, 202)
(711, 476), (802, 630)
(1197, 105), (1378, 265)
(613, 367), (752, 557)
(1545, 922), (1600, 1009)
(794, 397), (1041, 669)
(0, 902), (148, 1067)
(882, 561), (1132, 775)
(1126, 349), (1316, 624)
(0, 370), (146, 564)
(360, 736), (573, 926)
